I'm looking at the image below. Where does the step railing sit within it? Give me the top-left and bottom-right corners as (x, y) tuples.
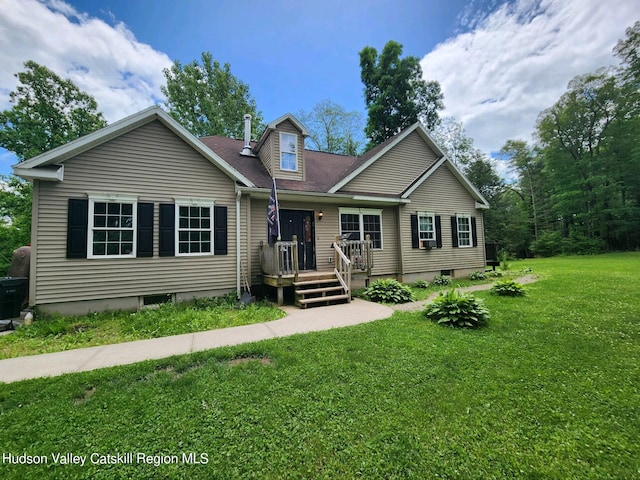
(260, 234), (299, 278)
(335, 235), (374, 276)
(332, 241), (351, 300)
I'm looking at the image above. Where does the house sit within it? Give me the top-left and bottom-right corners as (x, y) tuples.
(13, 106), (489, 315)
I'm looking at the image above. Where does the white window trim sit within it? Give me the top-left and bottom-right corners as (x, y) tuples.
(279, 132), (298, 172)
(175, 198), (215, 257)
(87, 193), (138, 259)
(339, 207), (384, 250)
(417, 211), (436, 249)
(456, 213), (473, 248)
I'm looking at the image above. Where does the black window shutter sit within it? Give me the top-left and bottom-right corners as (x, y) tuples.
(471, 216), (478, 247)
(159, 203), (175, 257)
(410, 214), (419, 249)
(67, 198), (88, 258)
(214, 205), (228, 255)
(435, 215), (442, 248)
(451, 216), (459, 248)
(137, 202), (154, 257)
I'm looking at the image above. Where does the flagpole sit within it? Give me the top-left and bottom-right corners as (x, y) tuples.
(273, 177), (281, 241)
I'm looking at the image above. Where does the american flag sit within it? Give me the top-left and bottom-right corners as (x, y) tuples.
(267, 178), (280, 246)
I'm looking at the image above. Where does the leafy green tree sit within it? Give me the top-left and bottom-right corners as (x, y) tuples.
(536, 70), (622, 251)
(360, 40), (444, 147)
(431, 117), (475, 168)
(0, 60), (106, 161)
(0, 176), (32, 274)
(0, 61), (106, 274)
(298, 100), (364, 155)
(161, 52), (263, 139)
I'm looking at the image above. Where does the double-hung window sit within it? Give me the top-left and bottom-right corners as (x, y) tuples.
(176, 199), (214, 255)
(339, 208), (383, 249)
(280, 132), (298, 171)
(456, 214), (472, 247)
(88, 194), (137, 258)
(418, 212), (435, 248)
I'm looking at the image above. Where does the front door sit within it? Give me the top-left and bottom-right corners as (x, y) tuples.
(280, 210), (316, 270)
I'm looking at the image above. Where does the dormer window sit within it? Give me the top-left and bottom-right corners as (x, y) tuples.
(280, 132), (298, 171)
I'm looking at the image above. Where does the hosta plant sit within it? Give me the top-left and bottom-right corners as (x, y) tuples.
(363, 279), (415, 304)
(431, 275), (452, 286)
(470, 271), (486, 281)
(424, 289), (490, 328)
(491, 279), (526, 297)
(413, 279), (429, 289)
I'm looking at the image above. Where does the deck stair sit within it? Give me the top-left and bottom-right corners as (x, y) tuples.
(294, 271), (350, 308)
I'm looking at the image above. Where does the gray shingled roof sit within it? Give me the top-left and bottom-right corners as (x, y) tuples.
(198, 135), (362, 192)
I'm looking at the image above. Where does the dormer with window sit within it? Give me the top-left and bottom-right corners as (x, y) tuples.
(253, 113), (308, 181)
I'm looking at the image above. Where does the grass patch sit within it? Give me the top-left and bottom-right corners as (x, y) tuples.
(0, 295), (285, 359)
(0, 253), (639, 478)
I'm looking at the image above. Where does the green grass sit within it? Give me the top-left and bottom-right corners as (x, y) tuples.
(0, 295), (285, 359)
(1, 253), (639, 478)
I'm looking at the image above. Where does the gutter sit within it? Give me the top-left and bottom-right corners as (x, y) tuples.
(236, 189), (242, 299)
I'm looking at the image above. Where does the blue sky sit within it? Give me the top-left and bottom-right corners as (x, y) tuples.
(1, 0), (639, 177)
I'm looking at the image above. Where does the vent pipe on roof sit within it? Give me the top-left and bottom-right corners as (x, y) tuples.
(241, 114), (252, 156)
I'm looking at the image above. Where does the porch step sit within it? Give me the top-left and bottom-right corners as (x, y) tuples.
(293, 278), (340, 287)
(293, 271), (350, 309)
(297, 294), (351, 307)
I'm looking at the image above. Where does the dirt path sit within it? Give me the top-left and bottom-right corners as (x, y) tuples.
(392, 275), (539, 312)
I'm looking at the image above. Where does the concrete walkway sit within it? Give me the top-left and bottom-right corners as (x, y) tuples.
(0, 299), (394, 383)
(0, 275), (538, 384)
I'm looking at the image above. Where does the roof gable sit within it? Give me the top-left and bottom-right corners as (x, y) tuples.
(402, 156), (490, 208)
(328, 122), (446, 193)
(12, 106), (255, 186)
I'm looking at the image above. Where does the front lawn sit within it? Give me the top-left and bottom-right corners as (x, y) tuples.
(0, 253), (638, 478)
(0, 295), (285, 359)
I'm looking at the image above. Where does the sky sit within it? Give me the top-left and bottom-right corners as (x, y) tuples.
(1, 0), (639, 178)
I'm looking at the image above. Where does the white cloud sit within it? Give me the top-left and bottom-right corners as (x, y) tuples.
(0, 0), (172, 123)
(421, 0), (640, 155)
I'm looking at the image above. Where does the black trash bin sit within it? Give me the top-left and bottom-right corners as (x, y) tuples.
(1, 277), (28, 320)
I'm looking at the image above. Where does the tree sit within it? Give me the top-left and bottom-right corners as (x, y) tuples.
(161, 52), (263, 139)
(0, 60), (107, 162)
(0, 61), (106, 274)
(0, 177), (32, 274)
(360, 40), (443, 147)
(431, 117), (475, 168)
(298, 100), (364, 155)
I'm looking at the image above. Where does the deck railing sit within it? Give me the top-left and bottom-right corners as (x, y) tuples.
(335, 235), (374, 276)
(260, 235), (299, 278)
(332, 241), (351, 300)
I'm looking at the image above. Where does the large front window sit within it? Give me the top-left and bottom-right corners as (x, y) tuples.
(339, 208), (383, 249)
(88, 194), (137, 258)
(176, 201), (214, 255)
(280, 132), (298, 171)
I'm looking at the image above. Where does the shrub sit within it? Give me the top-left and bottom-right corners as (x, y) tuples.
(424, 289), (490, 328)
(431, 275), (452, 286)
(498, 250), (511, 271)
(470, 271), (486, 281)
(364, 279), (415, 304)
(487, 270), (503, 278)
(413, 279), (429, 289)
(491, 279), (526, 297)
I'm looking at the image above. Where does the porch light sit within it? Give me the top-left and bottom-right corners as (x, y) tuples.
(317, 210), (324, 220)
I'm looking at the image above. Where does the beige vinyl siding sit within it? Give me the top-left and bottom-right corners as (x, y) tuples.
(33, 120), (239, 306)
(248, 199), (398, 285)
(259, 133), (273, 176)
(340, 130), (439, 195)
(400, 164), (485, 277)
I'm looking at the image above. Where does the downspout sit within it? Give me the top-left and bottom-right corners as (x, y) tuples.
(236, 188), (242, 299)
